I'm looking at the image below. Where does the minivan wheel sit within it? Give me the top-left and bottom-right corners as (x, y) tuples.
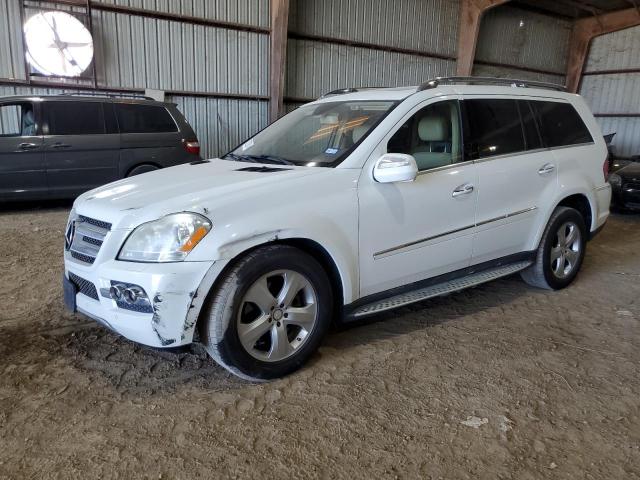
(199, 245), (333, 381)
(521, 206), (587, 290)
(126, 164), (159, 177)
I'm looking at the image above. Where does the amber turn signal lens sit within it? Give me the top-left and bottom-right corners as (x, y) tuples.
(180, 226), (209, 252)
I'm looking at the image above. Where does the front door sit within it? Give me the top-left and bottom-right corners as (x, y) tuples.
(43, 100), (119, 198)
(0, 101), (46, 200)
(358, 98), (478, 297)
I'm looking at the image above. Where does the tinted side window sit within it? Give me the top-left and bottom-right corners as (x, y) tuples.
(463, 99), (524, 160)
(0, 103), (36, 136)
(47, 102), (105, 135)
(531, 101), (593, 148)
(115, 104), (178, 133)
(518, 101), (543, 151)
(387, 100), (463, 172)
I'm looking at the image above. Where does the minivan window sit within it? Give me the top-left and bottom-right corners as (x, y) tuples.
(47, 102), (105, 135)
(463, 99), (524, 160)
(388, 100), (463, 171)
(115, 104), (178, 134)
(531, 101), (593, 148)
(0, 103), (36, 136)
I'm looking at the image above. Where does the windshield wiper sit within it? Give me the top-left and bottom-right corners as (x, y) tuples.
(242, 154), (295, 166)
(222, 153), (258, 163)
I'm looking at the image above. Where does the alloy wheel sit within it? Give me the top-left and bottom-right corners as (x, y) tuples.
(237, 270), (318, 362)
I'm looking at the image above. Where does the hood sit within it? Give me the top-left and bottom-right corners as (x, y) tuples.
(75, 159), (325, 228)
(617, 161), (640, 181)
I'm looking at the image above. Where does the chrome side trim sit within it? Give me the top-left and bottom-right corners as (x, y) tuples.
(596, 184), (611, 191)
(415, 160), (473, 176)
(476, 206), (538, 227)
(374, 223), (475, 259)
(470, 142), (595, 165)
(374, 206), (538, 258)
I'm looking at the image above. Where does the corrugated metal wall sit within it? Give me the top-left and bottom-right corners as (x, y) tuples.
(473, 5), (570, 85)
(580, 25), (640, 158)
(285, 0), (459, 102)
(0, 0), (270, 159)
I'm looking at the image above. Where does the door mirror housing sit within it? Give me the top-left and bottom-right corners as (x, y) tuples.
(373, 153), (418, 183)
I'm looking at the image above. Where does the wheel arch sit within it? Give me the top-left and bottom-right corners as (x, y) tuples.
(193, 237), (349, 336)
(124, 162), (162, 178)
(532, 192), (595, 250)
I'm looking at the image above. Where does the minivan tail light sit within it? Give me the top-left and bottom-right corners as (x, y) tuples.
(603, 156), (609, 181)
(183, 140), (200, 156)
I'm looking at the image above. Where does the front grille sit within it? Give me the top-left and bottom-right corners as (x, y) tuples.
(68, 272), (99, 300)
(624, 182), (640, 192)
(67, 215), (111, 265)
(78, 215), (112, 230)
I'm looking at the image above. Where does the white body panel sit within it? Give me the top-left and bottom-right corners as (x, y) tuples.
(63, 83), (611, 349)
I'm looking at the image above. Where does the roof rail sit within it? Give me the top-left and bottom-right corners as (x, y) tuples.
(59, 92), (156, 101)
(319, 86), (383, 99)
(417, 76), (566, 92)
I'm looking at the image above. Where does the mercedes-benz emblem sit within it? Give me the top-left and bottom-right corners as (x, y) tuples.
(65, 220), (76, 251)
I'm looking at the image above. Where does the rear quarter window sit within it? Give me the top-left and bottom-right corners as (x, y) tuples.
(115, 104), (178, 134)
(531, 101), (593, 148)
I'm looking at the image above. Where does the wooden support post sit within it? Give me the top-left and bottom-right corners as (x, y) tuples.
(269, 0), (289, 122)
(456, 0), (510, 76)
(566, 7), (640, 93)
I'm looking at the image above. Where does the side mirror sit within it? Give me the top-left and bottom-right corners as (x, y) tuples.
(373, 153), (418, 183)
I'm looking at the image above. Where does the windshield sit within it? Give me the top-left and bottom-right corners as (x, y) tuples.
(224, 100), (396, 167)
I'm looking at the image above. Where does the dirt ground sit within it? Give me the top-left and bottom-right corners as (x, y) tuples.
(0, 203), (638, 480)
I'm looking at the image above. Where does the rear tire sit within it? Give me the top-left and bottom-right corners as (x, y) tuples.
(126, 164), (159, 177)
(521, 206), (587, 290)
(199, 245), (333, 381)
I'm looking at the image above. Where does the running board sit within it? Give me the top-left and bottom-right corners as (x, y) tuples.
(351, 261), (532, 318)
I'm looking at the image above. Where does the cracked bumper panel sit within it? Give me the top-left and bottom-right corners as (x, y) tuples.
(65, 259), (215, 348)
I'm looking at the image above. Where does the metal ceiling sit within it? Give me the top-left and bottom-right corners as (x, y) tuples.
(513, 0), (635, 19)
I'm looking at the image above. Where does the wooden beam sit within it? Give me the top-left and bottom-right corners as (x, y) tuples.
(456, 0), (510, 76)
(566, 7), (640, 93)
(269, 0), (289, 122)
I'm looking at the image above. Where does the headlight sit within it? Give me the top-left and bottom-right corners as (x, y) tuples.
(609, 173), (622, 187)
(118, 212), (211, 263)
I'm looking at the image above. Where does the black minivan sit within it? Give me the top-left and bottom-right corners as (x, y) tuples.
(0, 94), (200, 201)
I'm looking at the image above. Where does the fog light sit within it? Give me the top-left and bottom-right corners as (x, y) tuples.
(109, 280), (152, 313)
(109, 284), (125, 300)
(123, 287), (144, 304)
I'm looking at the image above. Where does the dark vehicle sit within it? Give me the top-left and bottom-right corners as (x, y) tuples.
(0, 94), (200, 201)
(609, 161), (640, 211)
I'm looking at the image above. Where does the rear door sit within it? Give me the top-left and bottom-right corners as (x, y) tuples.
(0, 101), (46, 200)
(43, 100), (119, 198)
(114, 102), (184, 175)
(464, 97), (558, 264)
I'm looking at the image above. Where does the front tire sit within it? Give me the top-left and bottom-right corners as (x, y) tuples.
(521, 206), (587, 290)
(199, 245), (333, 381)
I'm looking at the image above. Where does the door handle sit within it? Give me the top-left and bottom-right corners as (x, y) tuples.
(51, 142), (71, 149)
(538, 163), (555, 175)
(17, 142), (39, 151)
(452, 183), (474, 197)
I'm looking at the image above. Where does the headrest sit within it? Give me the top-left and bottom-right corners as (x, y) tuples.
(418, 115), (449, 142)
(352, 125), (369, 143)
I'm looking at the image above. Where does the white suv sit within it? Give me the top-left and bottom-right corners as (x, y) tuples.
(63, 77), (612, 380)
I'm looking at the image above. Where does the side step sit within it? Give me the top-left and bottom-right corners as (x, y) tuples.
(351, 261), (532, 318)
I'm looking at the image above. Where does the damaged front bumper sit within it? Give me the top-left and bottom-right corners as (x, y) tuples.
(63, 257), (227, 348)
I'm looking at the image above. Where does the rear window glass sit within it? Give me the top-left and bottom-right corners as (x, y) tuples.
(47, 102), (105, 135)
(115, 104), (178, 133)
(518, 101), (543, 151)
(463, 99), (525, 159)
(0, 103), (36, 136)
(531, 101), (593, 148)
